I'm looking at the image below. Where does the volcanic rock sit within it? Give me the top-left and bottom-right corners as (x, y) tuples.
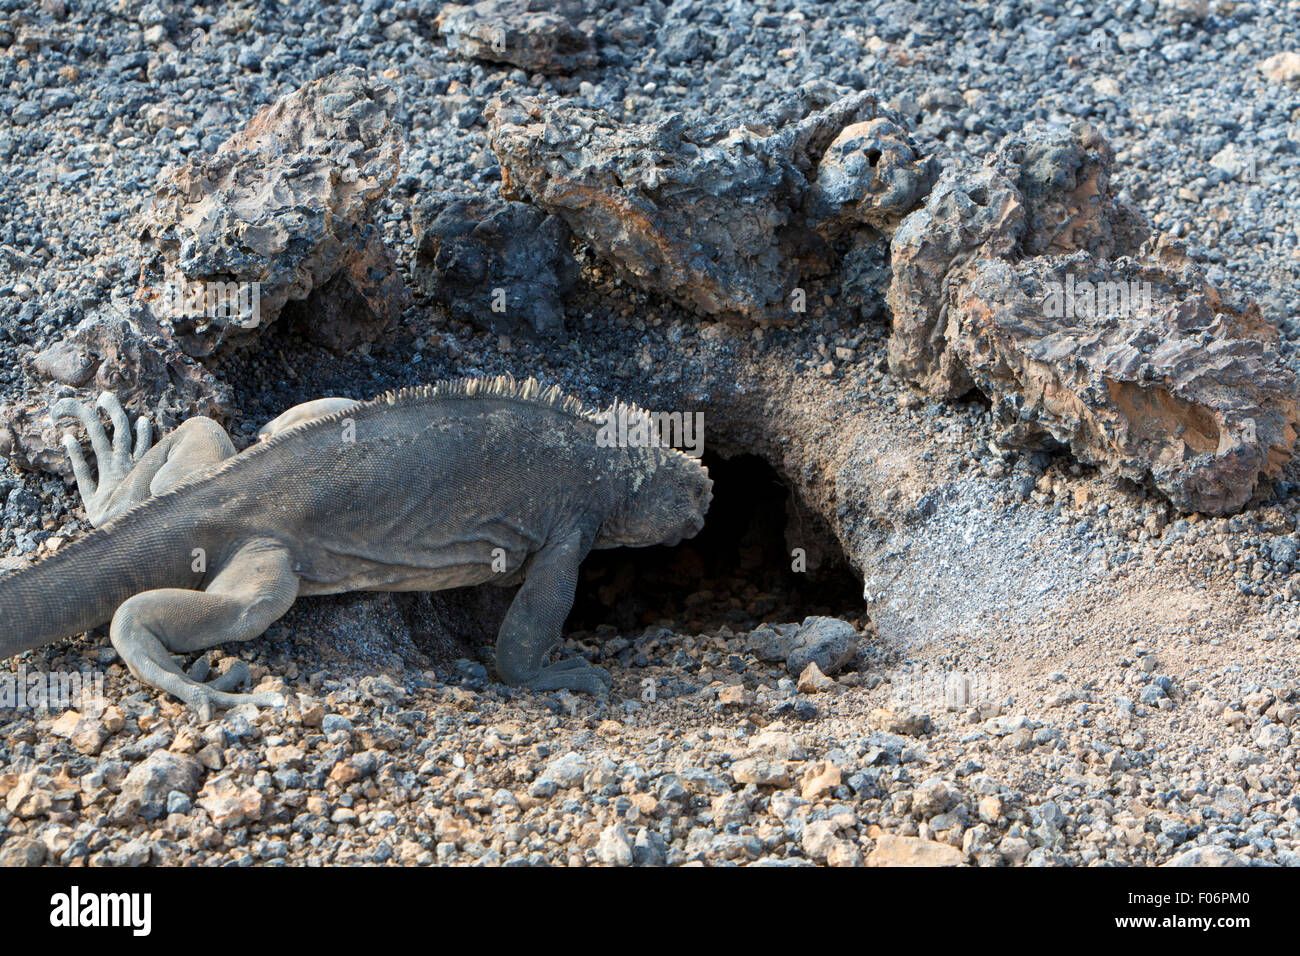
(138, 67), (407, 356)
(884, 121), (1297, 511)
(954, 252), (1300, 513)
(412, 195), (577, 336)
(990, 120), (1148, 259)
(885, 167), (1025, 398)
(488, 89), (934, 323)
(435, 0), (597, 75)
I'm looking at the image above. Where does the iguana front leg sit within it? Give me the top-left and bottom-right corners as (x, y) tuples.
(109, 537), (299, 720)
(257, 397), (361, 439)
(495, 527), (612, 696)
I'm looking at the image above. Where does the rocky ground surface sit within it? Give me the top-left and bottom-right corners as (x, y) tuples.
(3, 0), (1300, 866)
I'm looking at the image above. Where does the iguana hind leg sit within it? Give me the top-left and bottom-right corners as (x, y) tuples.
(495, 527), (611, 696)
(59, 395), (359, 526)
(109, 538), (299, 720)
(146, 416), (236, 496)
(55, 392), (154, 525)
(55, 394), (236, 525)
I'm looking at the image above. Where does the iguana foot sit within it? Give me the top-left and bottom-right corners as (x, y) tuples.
(184, 686), (287, 724)
(179, 679), (286, 724)
(517, 657), (612, 696)
(53, 392), (151, 525)
(115, 630), (284, 721)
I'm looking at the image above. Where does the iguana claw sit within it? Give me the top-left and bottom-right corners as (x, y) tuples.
(186, 655), (255, 693)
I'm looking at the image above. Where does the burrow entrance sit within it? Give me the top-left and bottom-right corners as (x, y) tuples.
(566, 452), (864, 637)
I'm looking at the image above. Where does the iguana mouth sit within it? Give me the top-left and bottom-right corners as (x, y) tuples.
(663, 516), (704, 548)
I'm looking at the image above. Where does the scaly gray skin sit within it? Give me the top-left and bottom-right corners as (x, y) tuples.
(0, 377), (713, 718)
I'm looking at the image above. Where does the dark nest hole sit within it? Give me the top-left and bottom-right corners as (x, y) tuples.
(566, 452), (863, 637)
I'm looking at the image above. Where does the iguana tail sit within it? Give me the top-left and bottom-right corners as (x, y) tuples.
(0, 497), (203, 659)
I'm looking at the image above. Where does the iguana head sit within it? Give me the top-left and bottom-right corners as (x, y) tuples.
(596, 448), (713, 549)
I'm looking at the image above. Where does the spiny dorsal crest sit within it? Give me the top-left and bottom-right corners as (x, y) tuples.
(374, 374), (595, 421)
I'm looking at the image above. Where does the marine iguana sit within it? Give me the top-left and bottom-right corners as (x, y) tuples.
(0, 376), (712, 717)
